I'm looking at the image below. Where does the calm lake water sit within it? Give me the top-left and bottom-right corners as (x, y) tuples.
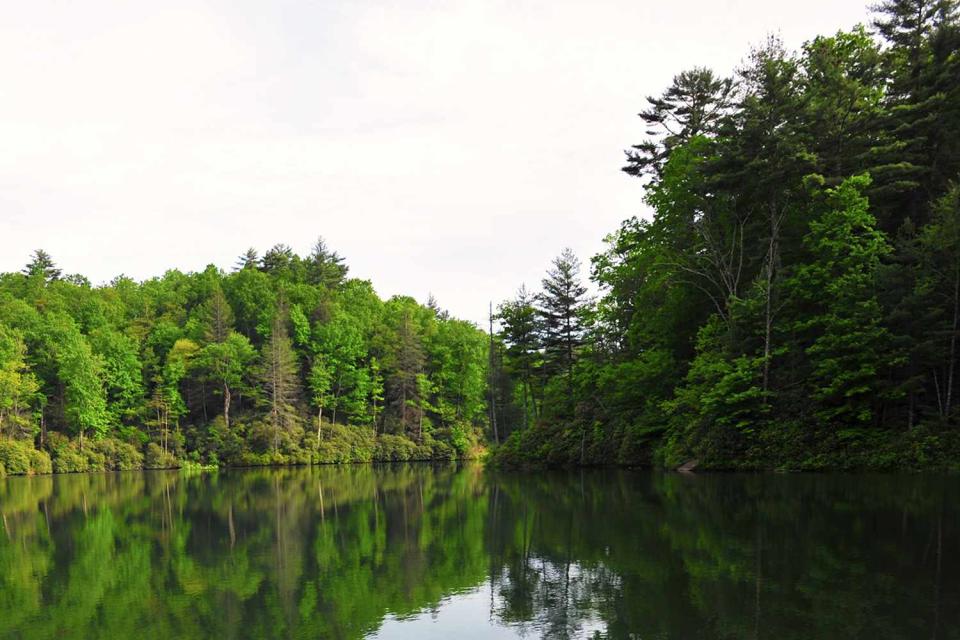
(0, 465), (957, 639)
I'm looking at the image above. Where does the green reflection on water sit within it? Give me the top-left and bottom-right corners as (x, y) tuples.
(0, 466), (957, 639)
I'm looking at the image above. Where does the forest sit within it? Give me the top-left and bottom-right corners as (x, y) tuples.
(2, 0), (960, 474)
(0, 242), (491, 475)
(490, 0), (960, 470)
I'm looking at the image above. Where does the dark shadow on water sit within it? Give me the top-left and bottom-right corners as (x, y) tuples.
(0, 465), (957, 639)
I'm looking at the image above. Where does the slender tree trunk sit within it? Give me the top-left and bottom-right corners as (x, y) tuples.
(316, 405), (323, 446)
(762, 202), (781, 394)
(522, 378), (529, 431)
(332, 380), (341, 426)
(763, 261), (773, 393)
(223, 382), (231, 430)
(488, 302), (499, 445)
(945, 259), (959, 417)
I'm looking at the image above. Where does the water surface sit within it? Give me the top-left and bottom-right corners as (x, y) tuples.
(0, 465), (957, 639)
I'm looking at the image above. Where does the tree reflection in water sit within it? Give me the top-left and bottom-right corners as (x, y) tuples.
(0, 466), (956, 639)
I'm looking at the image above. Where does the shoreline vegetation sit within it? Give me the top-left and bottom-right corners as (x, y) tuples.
(486, 0), (960, 472)
(0, 241), (490, 478)
(3, 0), (960, 476)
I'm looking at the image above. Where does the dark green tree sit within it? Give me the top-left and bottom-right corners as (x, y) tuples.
(498, 286), (542, 426)
(537, 249), (588, 392)
(23, 250), (61, 282)
(306, 237), (349, 289)
(623, 67), (735, 178)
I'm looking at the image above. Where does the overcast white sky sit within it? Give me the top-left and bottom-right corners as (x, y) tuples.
(2, 0), (872, 326)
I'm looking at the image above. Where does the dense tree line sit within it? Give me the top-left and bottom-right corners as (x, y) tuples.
(0, 240), (489, 474)
(493, 0), (960, 469)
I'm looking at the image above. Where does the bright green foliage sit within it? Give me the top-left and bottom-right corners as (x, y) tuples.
(788, 175), (893, 428)
(87, 327), (144, 425)
(45, 314), (110, 445)
(493, 2), (960, 470)
(0, 324), (40, 437)
(0, 238), (490, 468)
(194, 331), (256, 429)
(664, 317), (768, 465)
(307, 358), (333, 436)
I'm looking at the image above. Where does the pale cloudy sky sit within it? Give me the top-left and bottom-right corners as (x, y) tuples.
(2, 0), (871, 325)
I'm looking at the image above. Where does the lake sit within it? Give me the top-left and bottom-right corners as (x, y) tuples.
(0, 465), (957, 639)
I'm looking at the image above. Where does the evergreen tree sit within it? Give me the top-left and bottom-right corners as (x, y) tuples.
(915, 185), (960, 418)
(200, 286), (234, 344)
(23, 249), (61, 282)
(868, 0), (960, 228)
(261, 244), (298, 279)
(498, 286), (542, 425)
(800, 27), (886, 183)
(235, 248), (260, 271)
(623, 67), (735, 177)
(261, 304), (301, 452)
(872, 0), (957, 88)
(538, 249), (588, 391)
(307, 237), (348, 289)
(388, 311), (425, 436)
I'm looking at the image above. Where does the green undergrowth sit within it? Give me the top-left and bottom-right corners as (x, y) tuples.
(0, 418), (480, 476)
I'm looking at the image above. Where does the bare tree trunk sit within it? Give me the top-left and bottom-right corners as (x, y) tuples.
(316, 405), (323, 446)
(945, 259), (959, 417)
(763, 258), (773, 393)
(489, 302), (499, 444)
(522, 379), (529, 431)
(332, 380), (341, 426)
(762, 202), (782, 394)
(201, 382), (208, 423)
(224, 382), (231, 430)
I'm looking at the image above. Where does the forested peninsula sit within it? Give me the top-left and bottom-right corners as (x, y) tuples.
(0, 243), (490, 475)
(2, 0), (960, 475)
(491, 0), (960, 470)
